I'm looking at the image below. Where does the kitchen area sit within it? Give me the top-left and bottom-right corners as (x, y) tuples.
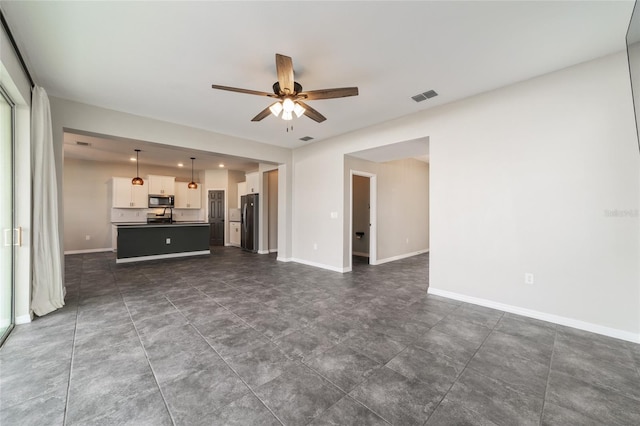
(111, 171), (265, 262)
(62, 131), (277, 262)
(111, 174), (210, 263)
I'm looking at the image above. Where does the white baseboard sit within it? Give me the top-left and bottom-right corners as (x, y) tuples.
(115, 250), (210, 264)
(371, 249), (429, 266)
(352, 251), (369, 258)
(290, 257), (349, 273)
(269, 249), (278, 253)
(257, 250), (270, 254)
(15, 314), (32, 324)
(428, 287), (640, 344)
(64, 248), (113, 255)
(276, 257), (292, 262)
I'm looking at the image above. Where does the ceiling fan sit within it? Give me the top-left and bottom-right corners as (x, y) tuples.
(211, 53), (358, 123)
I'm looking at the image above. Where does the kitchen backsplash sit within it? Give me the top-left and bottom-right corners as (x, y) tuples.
(111, 208), (203, 223)
(111, 209), (146, 223)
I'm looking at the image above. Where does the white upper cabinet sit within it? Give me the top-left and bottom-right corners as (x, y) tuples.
(237, 181), (247, 206)
(147, 175), (175, 195)
(175, 183), (202, 209)
(245, 172), (259, 194)
(112, 177), (148, 208)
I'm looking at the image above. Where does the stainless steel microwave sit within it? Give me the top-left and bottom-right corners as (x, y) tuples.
(148, 195), (174, 208)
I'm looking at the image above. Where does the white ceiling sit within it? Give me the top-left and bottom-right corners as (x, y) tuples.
(348, 138), (429, 164)
(63, 131), (261, 172)
(2, 0), (634, 155)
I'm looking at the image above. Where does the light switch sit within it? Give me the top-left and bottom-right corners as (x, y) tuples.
(166, 238), (171, 244)
(330, 212), (338, 219)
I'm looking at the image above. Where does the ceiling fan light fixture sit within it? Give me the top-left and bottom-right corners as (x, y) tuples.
(282, 110), (293, 121)
(282, 97), (295, 113)
(188, 157), (198, 189)
(293, 102), (305, 118)
(132, 149), (144, 186)
(269, 102), (283, 117)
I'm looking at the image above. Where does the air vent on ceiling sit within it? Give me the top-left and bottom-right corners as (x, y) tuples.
(299, 136), (314, 142)
(76, 141), (91, 146)
(411, 90), (438, 103)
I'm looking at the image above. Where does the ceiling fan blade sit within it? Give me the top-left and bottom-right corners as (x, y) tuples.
(211, 84), (276, 97)
(275, 54), (295, 95)
(297, 100), (326, 123)
(298, 87), (359, 100)
(251, 105), (274, 122)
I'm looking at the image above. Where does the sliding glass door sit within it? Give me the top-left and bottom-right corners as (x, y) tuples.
(0, 86), (15, 345)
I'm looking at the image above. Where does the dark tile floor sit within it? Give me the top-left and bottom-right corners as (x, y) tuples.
(1, 248), (639, 425)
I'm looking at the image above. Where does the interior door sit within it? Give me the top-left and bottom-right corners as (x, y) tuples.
(208, 190), (225, 246)
(0, 87), (15, 345)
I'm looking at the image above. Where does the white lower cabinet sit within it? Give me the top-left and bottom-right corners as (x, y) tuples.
(112, 177), (148, 208)
(229, 222), (241, 246)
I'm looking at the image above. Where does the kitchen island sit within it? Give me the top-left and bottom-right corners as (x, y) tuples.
(114, 222), (210, 263)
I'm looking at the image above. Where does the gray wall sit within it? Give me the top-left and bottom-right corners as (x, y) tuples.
(292, 52), (639, 340)
(267, 170), (278, 252)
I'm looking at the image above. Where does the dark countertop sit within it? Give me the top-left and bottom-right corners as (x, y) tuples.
(113, 222), (209, 228)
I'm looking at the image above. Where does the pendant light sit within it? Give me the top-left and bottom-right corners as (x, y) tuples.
(188, 157), (198, 189)
(132, 149), (144, 185)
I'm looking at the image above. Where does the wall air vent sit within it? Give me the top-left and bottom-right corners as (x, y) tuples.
(411, 90), (438, 103)
(299, 136), (314, 142)
(76, 141), (91, 146)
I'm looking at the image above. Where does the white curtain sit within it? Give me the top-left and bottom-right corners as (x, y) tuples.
(31, 86), (64, 316)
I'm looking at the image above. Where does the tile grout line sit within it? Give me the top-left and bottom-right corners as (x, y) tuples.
(195, 287), (406, 424)
(538, 327), (558, 425)
(421, 311), (505, 425)
(166, 289), (291, 424)
(299, 361), (393, 425)
(61, 257), (83, 426)
(116, 278), (178, 426)
(184, 310), (286, 426)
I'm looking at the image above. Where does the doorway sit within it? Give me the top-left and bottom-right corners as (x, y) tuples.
(0, 86), (15, 345)
(350, 170), (377, 269)
(208, 190), (225, 246)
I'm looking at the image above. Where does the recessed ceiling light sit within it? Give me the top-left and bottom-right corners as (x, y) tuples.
(178, 163), (184, 167)
(219, 163), (225, 168)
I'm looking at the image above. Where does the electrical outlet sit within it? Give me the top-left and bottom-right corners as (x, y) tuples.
(330, 212), (338, 219)
(524, 273), (534, 285)
(406, 237), (409, 244)
(313, 243), (318, 250)
(85, 235), (91, 241)
(166, 238), (171, 245)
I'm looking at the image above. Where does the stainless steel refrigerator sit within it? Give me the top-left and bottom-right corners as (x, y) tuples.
(241, 194), (259, 252)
